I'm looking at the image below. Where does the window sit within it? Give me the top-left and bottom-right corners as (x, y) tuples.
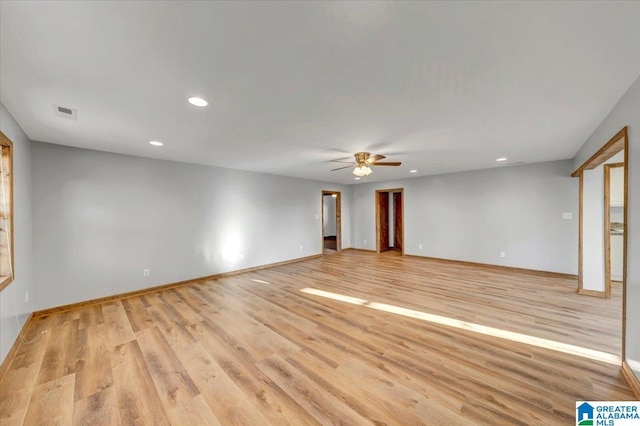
(0, 131), (13, 291)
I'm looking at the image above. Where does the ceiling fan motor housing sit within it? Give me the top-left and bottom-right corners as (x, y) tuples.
(354, 152), (370, 165)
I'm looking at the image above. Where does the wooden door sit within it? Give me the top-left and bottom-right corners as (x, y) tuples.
(394, 192), (403, 251)
(378, 192), (390, 252)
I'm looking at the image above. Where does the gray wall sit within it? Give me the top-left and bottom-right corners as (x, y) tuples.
(31, 142), (351, 310)
(351, 160), (578, 274)
(573, 74), (640, 376)
(0, 105), (35, 363)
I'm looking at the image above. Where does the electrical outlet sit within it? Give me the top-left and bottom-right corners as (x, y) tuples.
(240, 253), (245, 260)
(300, 245), (304, 250)
(143, 269), (150, 277)
(562, 212), (573, 220)
(364, 240), (367, 245)
(500, 251), (506, 258)
(25, 292), (29, 304)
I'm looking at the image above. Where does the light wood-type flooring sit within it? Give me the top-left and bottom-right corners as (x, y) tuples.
(0, 250), (634, 425)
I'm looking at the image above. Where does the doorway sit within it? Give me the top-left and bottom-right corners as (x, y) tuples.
(376, 189), (404, 254)
(575, 128), (627, 299)
(604, 162), (625, 293)
(322, 191), (341, 254)
(573, 126), (628, 362)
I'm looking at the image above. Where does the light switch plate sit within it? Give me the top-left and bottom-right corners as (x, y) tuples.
(562, 212), (573, 220)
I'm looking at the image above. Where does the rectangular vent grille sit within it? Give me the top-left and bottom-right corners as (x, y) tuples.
(53, 104), (77, 120)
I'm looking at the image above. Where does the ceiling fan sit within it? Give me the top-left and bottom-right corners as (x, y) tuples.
(331, 152), (401, 177)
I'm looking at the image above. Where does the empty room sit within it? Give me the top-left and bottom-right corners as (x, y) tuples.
(1, 1), (640, 425)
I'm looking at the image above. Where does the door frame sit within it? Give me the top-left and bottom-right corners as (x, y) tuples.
(375, 188), (404, 255)
(321, 190), (341, 253)
(572, 126), (628, 361)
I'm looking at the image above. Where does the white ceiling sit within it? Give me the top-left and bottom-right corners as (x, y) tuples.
(2, 1), (640, 184)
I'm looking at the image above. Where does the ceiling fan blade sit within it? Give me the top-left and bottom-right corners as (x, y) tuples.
(365, 154), (386, 164)
(330, 159), (354, 164)
(372, 162), (401, 166)
(331, 165), (354, 171)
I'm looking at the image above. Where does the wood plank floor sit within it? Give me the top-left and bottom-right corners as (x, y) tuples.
(1, 250), (634, 425)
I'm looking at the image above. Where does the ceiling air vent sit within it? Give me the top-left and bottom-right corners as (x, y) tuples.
(53, 104), (77, 120)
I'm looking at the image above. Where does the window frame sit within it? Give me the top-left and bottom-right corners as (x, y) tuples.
(0, 131), (14, 291)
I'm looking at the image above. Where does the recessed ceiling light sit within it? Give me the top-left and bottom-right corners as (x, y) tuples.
(354, 177), (361, 180)
(410, 169), (417, 173)
(149, 140), (163, 146)
(188, 97), (208, 107)
(496, 157), (508, 162)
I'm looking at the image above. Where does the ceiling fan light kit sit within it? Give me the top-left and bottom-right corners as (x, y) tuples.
(353, 165), (372, 177)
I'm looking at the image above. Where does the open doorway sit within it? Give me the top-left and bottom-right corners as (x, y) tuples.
(605, 162), (624, 291)
(575, 128), (627, 299)
(322, 191), (341, 254)
(376, 189), (404, 254)
(573, 126), (628, 363)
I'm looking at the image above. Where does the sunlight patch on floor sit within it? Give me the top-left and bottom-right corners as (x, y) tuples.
(301, 288), (367, 305)
(300, 287), (620, 365)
